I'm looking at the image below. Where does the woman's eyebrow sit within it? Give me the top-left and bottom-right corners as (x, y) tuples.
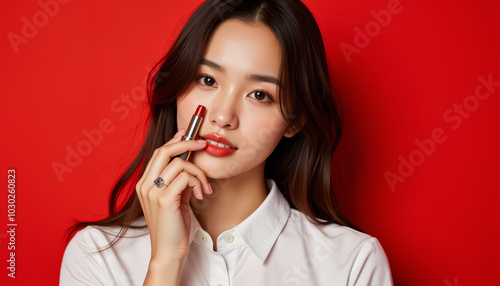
(200, 58), (279, 85)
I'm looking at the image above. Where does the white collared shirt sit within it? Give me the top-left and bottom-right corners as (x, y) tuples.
(60, 179), (393, 285)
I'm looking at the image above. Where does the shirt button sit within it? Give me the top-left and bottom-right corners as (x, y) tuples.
(201, 234), (207, 242)
(216, 284), (223, 286)
(224, 234), (234, 243)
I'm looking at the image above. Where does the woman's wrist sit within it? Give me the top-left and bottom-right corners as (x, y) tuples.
(144, 259), (184, 286)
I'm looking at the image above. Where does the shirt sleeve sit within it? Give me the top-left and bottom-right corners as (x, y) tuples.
(59, 229), (117, 286)
(348, 237), (394, 286)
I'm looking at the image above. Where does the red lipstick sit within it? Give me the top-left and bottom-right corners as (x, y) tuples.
(194, 105), (206, 117)
(178, 105), (206, 161)
(200, 133), (238, 157)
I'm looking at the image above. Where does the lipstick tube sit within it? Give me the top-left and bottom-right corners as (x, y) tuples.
(178, 105), (206, 161)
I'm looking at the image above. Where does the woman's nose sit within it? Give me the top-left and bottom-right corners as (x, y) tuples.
(208, 89), (239, 129)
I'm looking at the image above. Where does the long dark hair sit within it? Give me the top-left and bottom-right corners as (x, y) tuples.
(65, 0), (361, 250)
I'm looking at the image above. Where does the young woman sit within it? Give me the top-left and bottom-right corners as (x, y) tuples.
(60, 0), (393, 285)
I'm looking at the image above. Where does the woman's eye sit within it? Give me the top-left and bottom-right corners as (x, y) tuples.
(249, 90), (273, 102)
(196, 74), (273, 103)
(197, 75), (217, 87)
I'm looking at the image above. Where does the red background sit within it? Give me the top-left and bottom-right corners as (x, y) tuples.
(1, 0), (499, 285)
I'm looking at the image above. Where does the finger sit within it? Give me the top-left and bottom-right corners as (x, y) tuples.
(136, 128), (187, 226)
(162, 139), (207, 160)
(137, 128), (186, 188)
(165, 128), (186, 145)
(146, 128), (186, 177)
(144, 140), (207, 189)
(158, 157), (212, 195)
(163, 171), (204, 202)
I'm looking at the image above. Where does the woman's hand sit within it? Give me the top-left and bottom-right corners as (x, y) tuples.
(135, 129), (212, 285)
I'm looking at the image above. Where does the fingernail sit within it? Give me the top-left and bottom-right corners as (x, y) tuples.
(196, 139), (206, 144)
(174, 129), (184, 138)
(208, 183), (214, 194)
(205, 183), (212, 194)
(195, 187), (203, 200)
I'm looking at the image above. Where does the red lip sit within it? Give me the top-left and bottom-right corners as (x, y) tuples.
(200, 133), (238, 157)
(200, 133), (237, 148)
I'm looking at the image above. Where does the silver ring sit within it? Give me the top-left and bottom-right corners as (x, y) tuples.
(154, 177), (165, 188)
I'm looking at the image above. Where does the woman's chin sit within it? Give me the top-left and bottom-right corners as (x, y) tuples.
(191, 152), (236, 179)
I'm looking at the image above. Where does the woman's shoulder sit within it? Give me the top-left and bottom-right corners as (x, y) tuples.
(60, 216), (150, 285)
(281, 209), (393, 284)
(286, 209), (386, 257)
(64, 216), (149, 253)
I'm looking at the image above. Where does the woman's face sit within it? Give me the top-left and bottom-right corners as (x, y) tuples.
(176, 19), (294, 180)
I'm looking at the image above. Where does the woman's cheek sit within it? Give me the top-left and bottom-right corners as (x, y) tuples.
(176, 90), (209, 130)
(256, 110), (288, 142)
(242, 117), (284, 156)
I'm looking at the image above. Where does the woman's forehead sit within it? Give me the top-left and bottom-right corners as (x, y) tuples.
(202, 19), (281, 79)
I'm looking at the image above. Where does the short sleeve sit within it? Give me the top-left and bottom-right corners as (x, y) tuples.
(348, 237), (394, 286)
(59, 229), (117, 286)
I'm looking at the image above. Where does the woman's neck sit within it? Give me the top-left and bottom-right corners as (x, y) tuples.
(189, 162), (269, 251)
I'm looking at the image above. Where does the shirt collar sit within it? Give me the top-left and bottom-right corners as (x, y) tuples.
(188, 179), (291, 264)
